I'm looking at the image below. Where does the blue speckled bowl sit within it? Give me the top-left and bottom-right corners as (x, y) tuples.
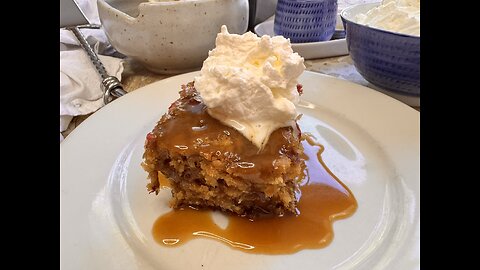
(341, 3), (420, 96)
(274, 0), (338, 43)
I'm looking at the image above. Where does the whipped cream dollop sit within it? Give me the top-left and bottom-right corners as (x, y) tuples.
(194, 25), (305, 150)
(356, 0), (420, 36)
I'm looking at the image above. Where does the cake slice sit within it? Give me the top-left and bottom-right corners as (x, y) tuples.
(142, 82), (305, 217)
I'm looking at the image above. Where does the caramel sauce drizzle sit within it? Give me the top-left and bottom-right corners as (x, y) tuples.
(152, 135), (357, 254)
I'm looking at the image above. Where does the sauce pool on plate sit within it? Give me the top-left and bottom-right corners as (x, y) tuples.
(152, 135), (357, 254)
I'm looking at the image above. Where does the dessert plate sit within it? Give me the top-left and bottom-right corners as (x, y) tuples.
(254, 15), (349, 59)
(60, 71), (419, 270)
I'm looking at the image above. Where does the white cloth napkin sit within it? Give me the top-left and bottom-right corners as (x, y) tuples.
(60, 0), (124, 142)
(60, 32), (124, 141)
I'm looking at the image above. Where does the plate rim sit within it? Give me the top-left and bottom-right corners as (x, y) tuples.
(253, 18), (349, 59)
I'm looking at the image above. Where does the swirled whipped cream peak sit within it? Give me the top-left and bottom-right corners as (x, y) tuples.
(194, 25), (305, 150)
(356, 0), (420, 36)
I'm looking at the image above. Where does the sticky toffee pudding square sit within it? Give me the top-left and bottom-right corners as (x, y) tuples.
(142, 82), (306, 217)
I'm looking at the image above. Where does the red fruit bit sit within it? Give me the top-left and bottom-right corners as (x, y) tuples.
(146, 132), (156, 141)
(296, 84), (303, 95)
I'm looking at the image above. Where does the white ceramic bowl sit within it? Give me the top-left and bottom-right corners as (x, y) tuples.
(97, 0), (249, 74)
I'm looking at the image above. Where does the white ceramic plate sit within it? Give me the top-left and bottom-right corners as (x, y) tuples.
(254, 15), (348, 59)
(60, 71), (419, 270)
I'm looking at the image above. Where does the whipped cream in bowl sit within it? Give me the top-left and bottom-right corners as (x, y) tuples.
(194, 25), (305, 150)
(355, 0), (420, 36)
(340, 1), (420, 95)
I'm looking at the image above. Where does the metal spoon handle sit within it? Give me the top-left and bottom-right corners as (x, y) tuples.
(66, 24), (127, 104)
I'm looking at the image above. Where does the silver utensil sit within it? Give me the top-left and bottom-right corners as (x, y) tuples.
(66, 24), (127, 104)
